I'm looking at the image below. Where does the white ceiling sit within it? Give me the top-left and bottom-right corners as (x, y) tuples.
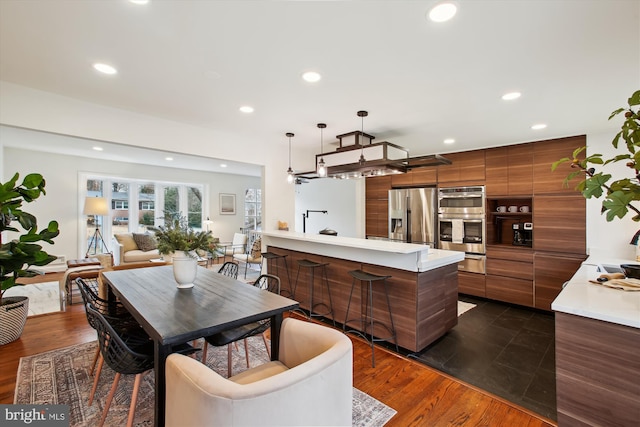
(0, 0), (639, 175)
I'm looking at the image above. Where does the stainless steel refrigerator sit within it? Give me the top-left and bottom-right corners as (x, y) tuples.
(388, 187), (437, 245)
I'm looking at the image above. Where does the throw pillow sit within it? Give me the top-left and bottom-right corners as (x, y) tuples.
(114, 233), (138, 253)
(132, 233), (158, 252)
(250, 237), (262, 259)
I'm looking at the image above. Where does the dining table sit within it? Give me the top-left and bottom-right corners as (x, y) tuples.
(102, 265), (299, 427)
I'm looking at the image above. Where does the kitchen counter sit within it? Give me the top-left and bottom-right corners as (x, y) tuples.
(551, 256), (640, 328)
(261, 230), (464, 352)
(552, 256), (640, 426)
(261, 230), (464, 272)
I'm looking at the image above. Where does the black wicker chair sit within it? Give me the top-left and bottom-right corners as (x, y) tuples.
(85, 304), (154, 427)
(217, 261), (239, 279)
(75, 277), (145, 405)
(201, 274), (281, 377)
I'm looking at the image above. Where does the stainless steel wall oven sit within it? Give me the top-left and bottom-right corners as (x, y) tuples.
(438, 186), (486, 274)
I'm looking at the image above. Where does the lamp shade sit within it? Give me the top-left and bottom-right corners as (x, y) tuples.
(83, 197), (109, 216)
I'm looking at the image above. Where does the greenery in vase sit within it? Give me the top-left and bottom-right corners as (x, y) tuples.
(0, 173), (60, 305)
(553, 90), (640, 221)
(152, 211), (218, 257)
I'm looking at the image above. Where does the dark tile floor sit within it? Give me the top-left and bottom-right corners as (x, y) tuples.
(406, 295), (557, 420)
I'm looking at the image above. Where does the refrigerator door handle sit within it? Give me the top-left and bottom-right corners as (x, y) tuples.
(406, 209), (411, 243)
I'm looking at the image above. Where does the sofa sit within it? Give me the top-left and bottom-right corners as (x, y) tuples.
(112, 232), (160, 265)
(165, 317), (353, 427)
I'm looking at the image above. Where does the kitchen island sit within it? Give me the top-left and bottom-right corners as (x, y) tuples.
(261, 230), (464, 352)
(552, 257), (640, 426)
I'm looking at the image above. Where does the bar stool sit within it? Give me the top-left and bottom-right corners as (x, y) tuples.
(261, 251), (293, 297)
(293, 259), (335, 325)
(344, 269), (398, 367)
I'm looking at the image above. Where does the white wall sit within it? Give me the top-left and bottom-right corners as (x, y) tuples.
(2, 133), (260, 260)
(585, 131), (638, 260)
(294, 178), (364, 238)
(0, 82), (313, 238)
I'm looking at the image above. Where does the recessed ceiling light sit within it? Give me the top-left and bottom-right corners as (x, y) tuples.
(428, 2), (457, 22)
(444, 138), (455, 144)
(502, 92), (521, 101)
(531, 123), (547, 130)
(129, 0), (149, 4)
(239, 106), (254, 113)
(92, 146), (103, 151)
(302, 71), (322, 83)
(220, 164), (228, 168)
(93, 63), (117, 75)
(165, 157), (173, 161)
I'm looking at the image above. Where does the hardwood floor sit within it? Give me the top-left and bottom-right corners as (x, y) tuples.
(1, 276), (556, 426)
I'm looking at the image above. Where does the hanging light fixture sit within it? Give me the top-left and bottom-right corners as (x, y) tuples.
(357, 110), (368, 165)
(317, 123), (327, 177)
(286, 132), (295, 184)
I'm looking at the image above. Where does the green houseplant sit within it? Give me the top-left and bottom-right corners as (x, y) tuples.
(152, 211), (218, 288)
(0, 172), (60, 344)
(552, 90), (640, 222)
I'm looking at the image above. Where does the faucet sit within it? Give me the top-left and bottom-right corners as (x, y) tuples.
(302, 210), (327, 233)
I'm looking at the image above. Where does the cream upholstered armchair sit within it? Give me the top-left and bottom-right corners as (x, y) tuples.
(165, 317), (353, 427)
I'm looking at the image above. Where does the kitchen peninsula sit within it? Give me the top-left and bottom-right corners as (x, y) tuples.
(261, 230), (464, 352)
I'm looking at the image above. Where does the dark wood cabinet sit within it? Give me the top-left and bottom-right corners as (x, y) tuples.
(485, 143), (532, 196)
(533, 194), (586, 254)
(533, 135), (586, 195)
(437, 150), (485, 185)
(391, 168), (438, 187)
(365, 175), (391, 238)
(485, 147), (508, 196)
(458, 271), (486, 297)
(556, 312), (640, 427)
(486, 247), (534, 307)
(534, 252), (585, 310)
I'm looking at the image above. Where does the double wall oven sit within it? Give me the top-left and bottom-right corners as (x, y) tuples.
(438, 186), (486, 274)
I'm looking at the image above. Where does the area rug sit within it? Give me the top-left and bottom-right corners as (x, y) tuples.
(3, 281), (61, 316)
(457, 300), (477, 316)
(15, 337), (397, 427)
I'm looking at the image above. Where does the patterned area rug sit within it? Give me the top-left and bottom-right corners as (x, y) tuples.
(3, 281), (61, 316)
(15, 337), (397, 427)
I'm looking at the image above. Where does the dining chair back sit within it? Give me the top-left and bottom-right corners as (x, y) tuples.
(217, 261), (239, 279)
(200, 273), (281, 376)
(85, 304), (155, 427)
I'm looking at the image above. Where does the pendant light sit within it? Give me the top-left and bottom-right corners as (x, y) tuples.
(317, 123), (327, 177)
(357, 110), (368, 165)
(286, 132), (295, 184)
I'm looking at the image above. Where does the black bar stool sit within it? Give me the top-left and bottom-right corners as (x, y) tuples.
(261, 251), (293, 297)
(294, 259), (335, 325)
(344, 269), (398, 367)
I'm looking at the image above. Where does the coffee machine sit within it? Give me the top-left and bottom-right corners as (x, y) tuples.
(512, 222), (533, 247)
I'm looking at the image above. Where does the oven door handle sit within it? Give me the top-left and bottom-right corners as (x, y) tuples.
(465, 254), (485, 260)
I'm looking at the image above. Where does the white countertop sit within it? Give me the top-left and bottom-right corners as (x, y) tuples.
(552, 255), (640, 328)
(261, 230), (464, 272)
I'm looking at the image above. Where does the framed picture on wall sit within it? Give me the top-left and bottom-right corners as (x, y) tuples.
(219, 193), (236, 215)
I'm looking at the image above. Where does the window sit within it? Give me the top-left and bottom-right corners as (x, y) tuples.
(244, 188), (261, 231)
(80, 174), (206, 256)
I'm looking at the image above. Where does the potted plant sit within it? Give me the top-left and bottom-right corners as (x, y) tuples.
(552, 90), (640, 222)
(152, 211), (217, 288)
(0, 173), (60, 345)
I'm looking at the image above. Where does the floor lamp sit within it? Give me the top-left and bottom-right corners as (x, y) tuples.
(84, 196), (109, 257)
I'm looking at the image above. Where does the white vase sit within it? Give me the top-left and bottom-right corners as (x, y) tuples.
(172, 254), (198, 289)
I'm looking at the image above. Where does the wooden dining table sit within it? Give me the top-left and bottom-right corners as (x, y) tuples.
(102, 265), (299, 427)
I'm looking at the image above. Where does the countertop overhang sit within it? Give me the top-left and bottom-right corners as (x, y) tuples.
(552, 256), (640, 328)
(261, 230), (464, 272)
